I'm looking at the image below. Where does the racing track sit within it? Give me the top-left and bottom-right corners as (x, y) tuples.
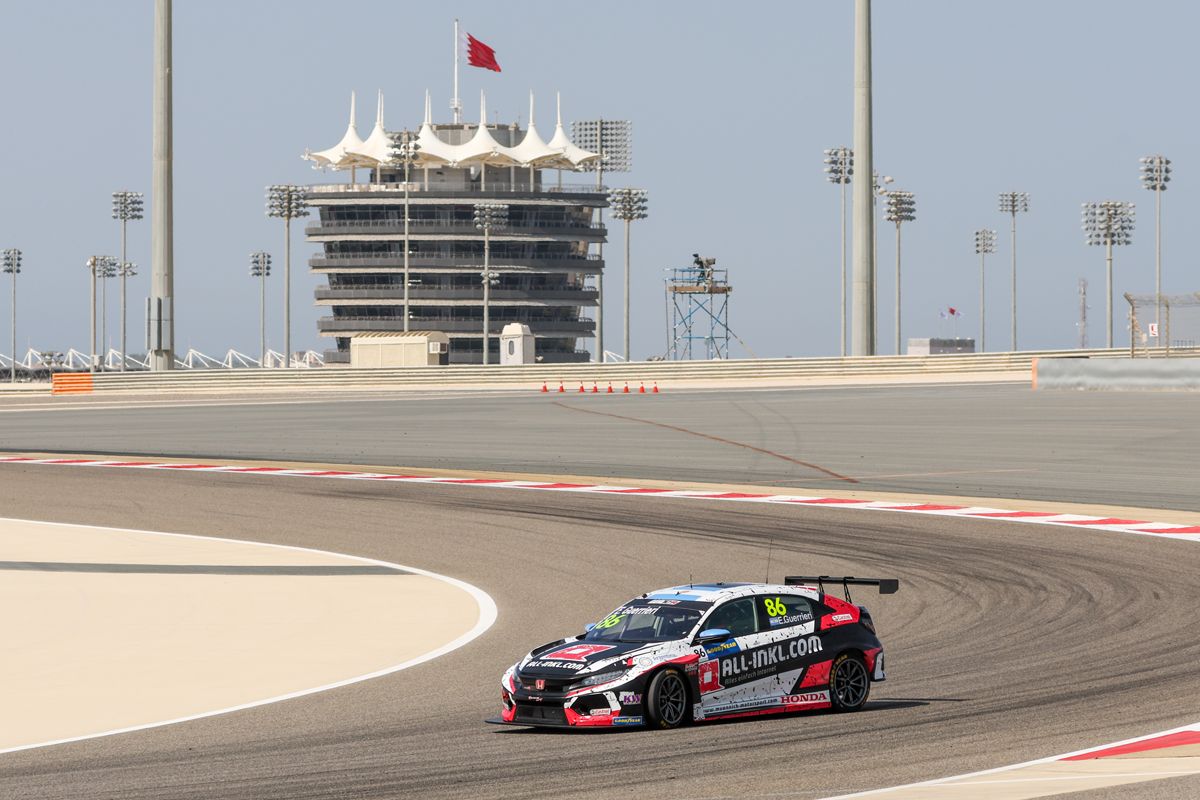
(2, 463), (1199, 799)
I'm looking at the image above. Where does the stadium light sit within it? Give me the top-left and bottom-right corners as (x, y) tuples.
(1082, 201), (1135, 348)
(266, 185), (309, 367)
(825, 146), (853, 356)
(884, 190), (915, 354)
(608, 188), (649, 362)
(974, 229), (996, 352)
(572, 119), (631, 362)
(390, 131), (422, 331)
(112, 191), (143, 370)
(2, 248), (23, 381)
(250, 252), (272, 364)
(474, 203), (509, 364)
(998, 191), (1030, 350)
(1140, 155), (1171, 334)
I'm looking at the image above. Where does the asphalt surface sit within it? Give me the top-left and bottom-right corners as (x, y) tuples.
(1, 384), (1197, 511)
(2, 464), (1199, 799)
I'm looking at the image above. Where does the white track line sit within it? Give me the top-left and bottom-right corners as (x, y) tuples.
(0, 516), (498, 756)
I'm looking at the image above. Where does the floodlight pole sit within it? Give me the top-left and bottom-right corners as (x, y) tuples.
(1106, 238), (1114, 349)
(2, 249), (20, 382)
(150, 0), (174, 371)
(850, 0), (875, 356)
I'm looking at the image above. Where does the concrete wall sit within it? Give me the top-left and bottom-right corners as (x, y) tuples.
(1035, 356), (1200, 391)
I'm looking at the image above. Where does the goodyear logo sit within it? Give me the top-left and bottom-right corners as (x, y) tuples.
(703, 640), (741, 658)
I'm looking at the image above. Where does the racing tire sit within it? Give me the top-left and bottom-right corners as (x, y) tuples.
(829, 652), (870, 712)
(645, 669), (690, 730)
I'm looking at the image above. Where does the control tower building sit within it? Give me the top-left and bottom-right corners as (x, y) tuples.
(303, 92), (607, 364)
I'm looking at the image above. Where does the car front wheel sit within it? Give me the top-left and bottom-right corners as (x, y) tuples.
(646, 669), (689, 729)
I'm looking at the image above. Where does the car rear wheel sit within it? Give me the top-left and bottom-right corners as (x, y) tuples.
(829, 652), (870, 712)
(646, 669), (689, 729)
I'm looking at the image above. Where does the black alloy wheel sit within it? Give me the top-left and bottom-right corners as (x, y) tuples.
(646, 669), (689, 729)
(829, 653), (870, 712)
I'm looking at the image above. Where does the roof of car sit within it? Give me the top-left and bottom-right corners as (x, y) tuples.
(644, 581), (820, 603)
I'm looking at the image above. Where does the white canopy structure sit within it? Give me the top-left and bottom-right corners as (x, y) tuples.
(304, 92), (366, 169)
(546, 92), (600, 169)
(303, 89), (601, 175)
(347, 91), (393, 165)
(506, 92), (561, 167)
(413, 91), (459, 166)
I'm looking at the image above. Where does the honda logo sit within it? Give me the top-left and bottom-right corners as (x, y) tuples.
(535, 679), (545, 691)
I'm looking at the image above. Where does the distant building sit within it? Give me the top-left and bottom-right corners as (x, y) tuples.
(303, 92), (607, 364)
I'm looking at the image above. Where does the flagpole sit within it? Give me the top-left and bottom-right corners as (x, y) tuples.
(452, 19), (462, 124)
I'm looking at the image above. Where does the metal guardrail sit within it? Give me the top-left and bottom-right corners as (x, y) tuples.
(31, 348), (1175, 395)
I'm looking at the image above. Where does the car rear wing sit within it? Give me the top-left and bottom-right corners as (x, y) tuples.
(785, 576), (899, 603)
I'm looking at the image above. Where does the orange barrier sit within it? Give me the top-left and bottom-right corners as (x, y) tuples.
(51, 373), (94, 395)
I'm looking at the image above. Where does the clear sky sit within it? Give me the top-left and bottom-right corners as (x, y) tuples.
(0, 0), (1194, 361)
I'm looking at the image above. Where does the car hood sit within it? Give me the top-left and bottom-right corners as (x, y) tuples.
(518, 639), (668, 677)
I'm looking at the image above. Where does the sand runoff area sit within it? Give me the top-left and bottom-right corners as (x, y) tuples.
(0, 517), (489, 752)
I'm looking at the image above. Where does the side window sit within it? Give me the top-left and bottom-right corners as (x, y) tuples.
(755, 594), (816, 630)
(704, 598), (758, 638)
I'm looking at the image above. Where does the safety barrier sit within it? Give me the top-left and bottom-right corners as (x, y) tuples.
(1034, 355), (1200, 391)
(20, 347), (1166, 396)
(50, 373), (94, 395)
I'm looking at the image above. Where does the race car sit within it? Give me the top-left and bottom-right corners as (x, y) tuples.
(490, 576), (898, 729)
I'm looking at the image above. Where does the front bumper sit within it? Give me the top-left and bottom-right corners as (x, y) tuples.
(496, 672), (646, 728)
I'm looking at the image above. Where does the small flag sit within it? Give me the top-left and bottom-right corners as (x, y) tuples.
(466, 33), (502, 72)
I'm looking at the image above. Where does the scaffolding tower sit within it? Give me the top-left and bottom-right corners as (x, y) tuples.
(665, 255), (733, 359)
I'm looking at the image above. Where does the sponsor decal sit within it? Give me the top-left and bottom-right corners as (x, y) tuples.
(618, 692), (642, 704)
(612, 715), (643, 726)
(768, 612), (814, 627)
(717, 636), (824, 688)
(698, 660), (724, 694)
(525, 659), (586, 671)
(648, 599), (680, 605)
(782, 691), (829, 704)
(706, 697), (772, 715)
(831, 613), (854, 622)
(589, 708), (613, 717)
(614, 606), (659, 616)
(543, 643), (616, 661)
(702, 639), (741, 658)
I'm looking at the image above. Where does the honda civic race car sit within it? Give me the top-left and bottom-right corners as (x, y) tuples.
(490, 576), (898, 730)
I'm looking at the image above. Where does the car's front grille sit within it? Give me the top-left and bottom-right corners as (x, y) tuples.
(514, 703), (567, 725)
(518, 676), (572, 693)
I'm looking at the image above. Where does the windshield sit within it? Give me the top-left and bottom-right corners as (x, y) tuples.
(583, 599), (708, 643)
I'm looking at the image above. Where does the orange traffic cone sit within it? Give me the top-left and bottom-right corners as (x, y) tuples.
(607, 383), (614, 393)
(623, 382), (630, 394)
(591, 382), (599, 393)
(558, 382), (565, 393)
(540, 382), (549, 393)
(578, 382), (586, 393)
(652, 382), (660, 394)
(638, 382), (646, 394)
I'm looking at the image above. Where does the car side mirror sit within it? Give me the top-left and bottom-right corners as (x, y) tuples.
(584, 623), (596, 632)
(696, 628), (732, 645)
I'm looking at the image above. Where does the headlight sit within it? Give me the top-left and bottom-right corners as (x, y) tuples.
(571, 668), (627, 690)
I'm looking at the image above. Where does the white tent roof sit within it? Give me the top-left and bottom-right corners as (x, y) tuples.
(506, 92), (562, 167)
(546, 92), (600, 168)
(413, 90), (460, 166)
(347, 91), (392, 165)
(305, 92), (366, 169)
(303, 89), (601, 172)
(451, 93), (519, 167)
